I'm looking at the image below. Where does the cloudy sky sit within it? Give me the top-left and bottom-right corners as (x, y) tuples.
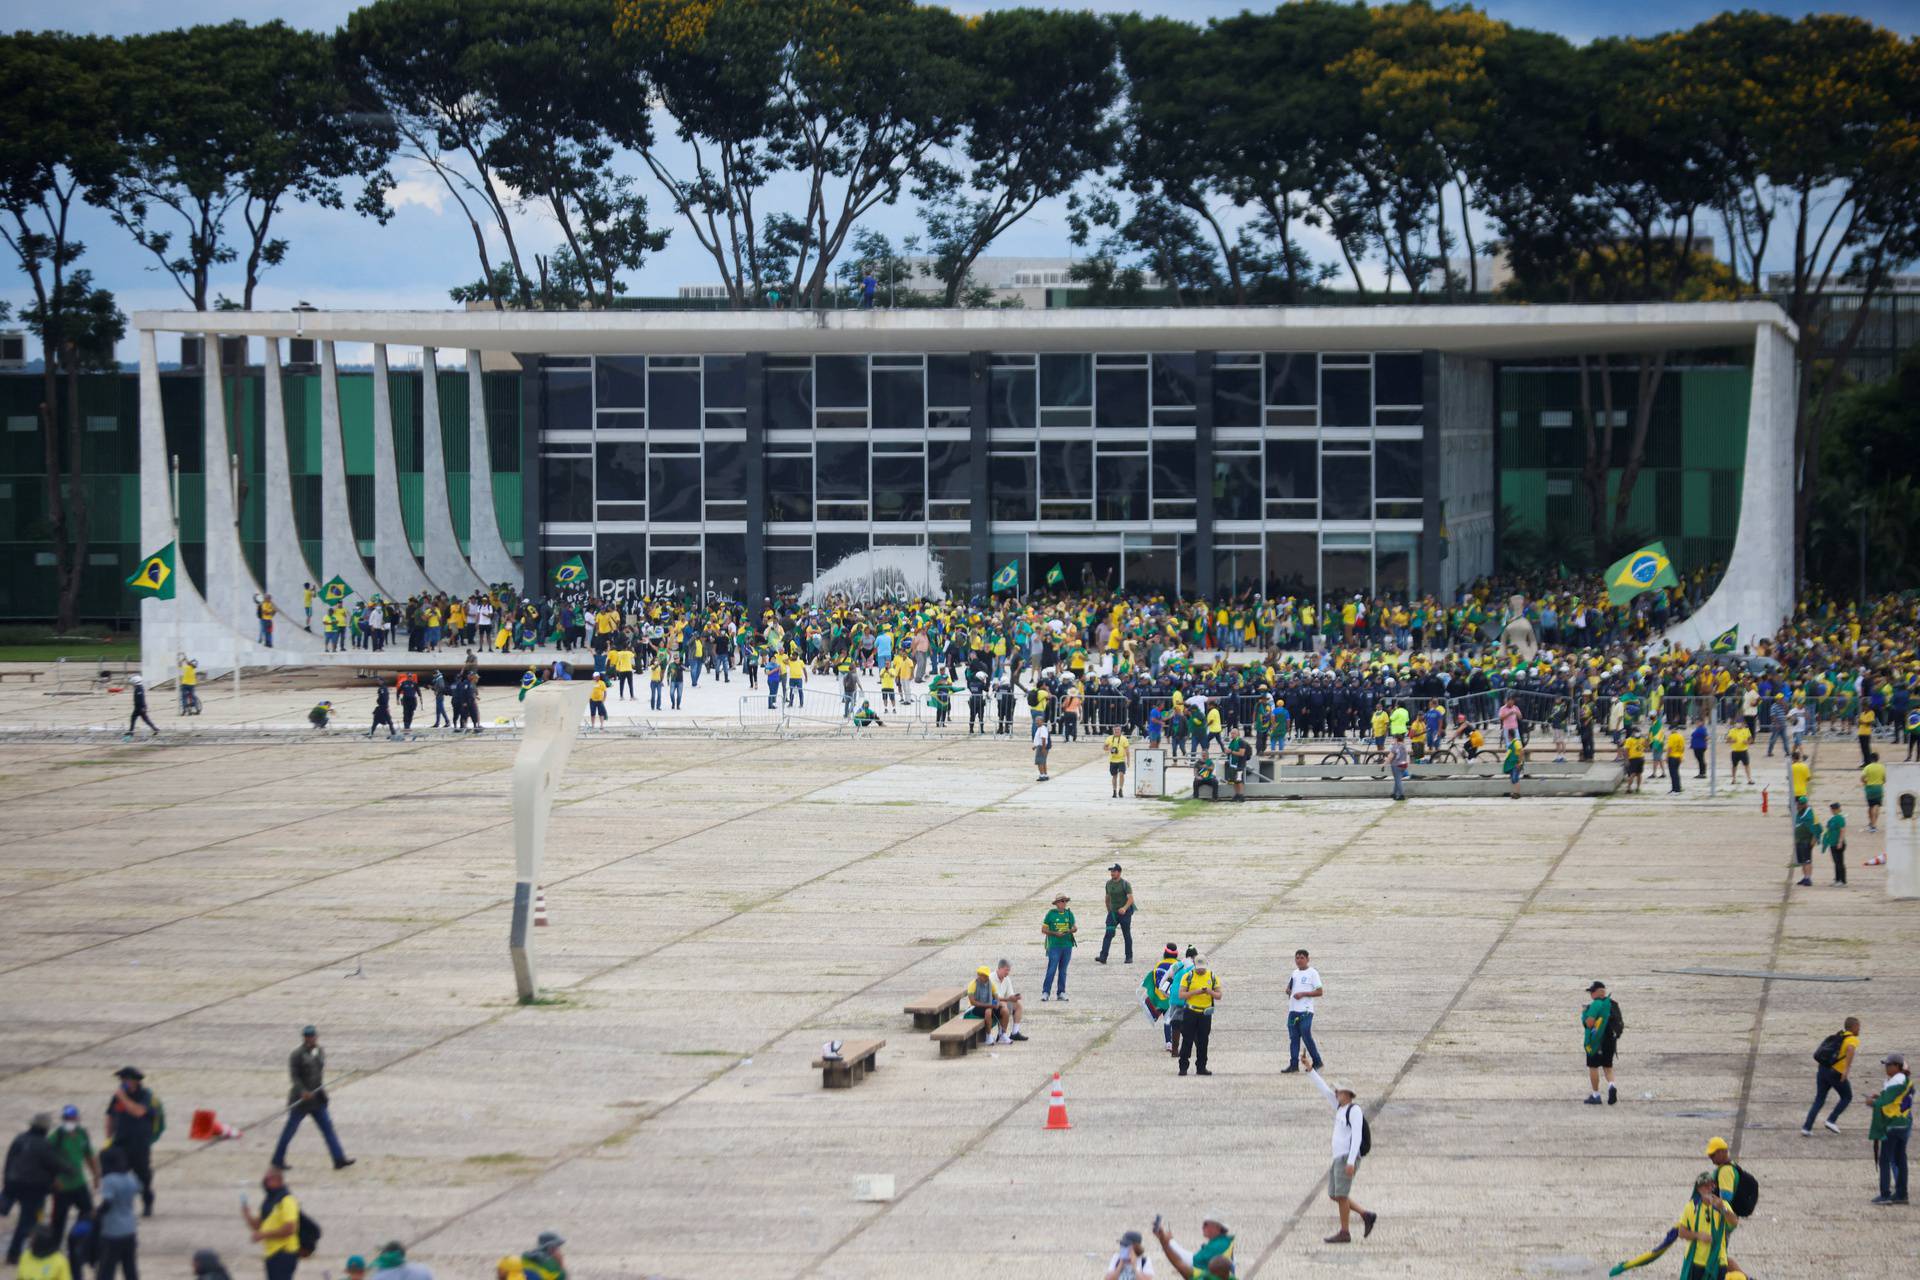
(6, 0), (1914, 356)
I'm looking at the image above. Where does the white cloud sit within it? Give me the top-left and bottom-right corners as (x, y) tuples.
(384, 175), (447, 216)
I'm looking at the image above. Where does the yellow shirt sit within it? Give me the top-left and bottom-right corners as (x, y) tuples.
(1833, 1031), (1861, 1076)
(181, 662), (197, 687)
(1105, 734), (1128, 764)
(1858, 710), (1875, 734)
(1726, 726), (1751, 753)
(17, 1253), (72, 1280)
(1370, 711), (1389, 737)
(1792, 760), (1810, 797)
(1863, 761), (1886, 788)
(1677, 1197), (1730, 1269)
(590, 680), (607, 703)
(1624, 736), (1645, 760)
(262, 1192), (301, 1257)
(1179, 969), (1217, 1013)
(1665, 730), (1685, 759)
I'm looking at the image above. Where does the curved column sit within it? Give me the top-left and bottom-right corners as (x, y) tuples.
(419, 347), (487, 595)
(259, 340), (323, 651)
(1665, 321), (1796, 651)
(464, 349), (524, 587)
(320, 340), (386, 604)
(370, 343), (435, 599)
(202, 345), (266, 638)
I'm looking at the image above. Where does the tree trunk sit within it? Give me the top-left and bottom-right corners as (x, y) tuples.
(1577, 354), (1613, 551)
(1609, 352), (1668, 536)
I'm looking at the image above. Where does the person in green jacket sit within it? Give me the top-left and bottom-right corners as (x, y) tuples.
(1503, 735), (1523, 798)
(1869, 1050), (1911, 1204)
(1040, 893), (1075, 1002)
(1152, 1213), (1234, 1278)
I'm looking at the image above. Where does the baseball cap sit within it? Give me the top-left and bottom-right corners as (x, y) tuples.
(1705, 1136), (1729, 1156)
(301, 1025), (317, 1037)
(1118, 1230), (1143, 1248)
(1052, 893), (1070, 903)
(115, 1066), (144, 1080)
(1586, 981), (1607, 993)
(345, 1258), (367, 1274)
(1109, 863), (1123, 872)
(1883, 1052), (1906, 1066)
(61, 1105), (78, 1120)
(1201, 1212), (1230, 1231)
(536, 1232), (566, 1251)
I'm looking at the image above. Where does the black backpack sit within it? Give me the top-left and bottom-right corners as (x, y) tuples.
(1727, 1166), (1759, 1217)
(1813, 1030), (1846, 1067)
(297, 1212), (322, 1258)
(1343, 1104), (1373, 1158)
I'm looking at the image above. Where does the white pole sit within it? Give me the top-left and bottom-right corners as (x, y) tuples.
(1708, 691), (1718, 799)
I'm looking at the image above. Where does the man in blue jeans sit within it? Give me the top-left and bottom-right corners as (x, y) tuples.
(272, 1026), (354, 1171)
(1281, 949), (1326, 1073)
(1040, 894), (1076, 1002)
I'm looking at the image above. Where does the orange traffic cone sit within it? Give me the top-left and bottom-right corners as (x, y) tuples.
(1760, 786), (1769, 814)
(534, 886), (548, 927)
(1044, 1073), (1071, 1130)
(188, 1109), (242, 1141)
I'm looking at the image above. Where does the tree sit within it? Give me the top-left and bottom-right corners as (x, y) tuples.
(0, 32), (126, 631)
(614, 0), (975, 309)
(915, 8), (1118, 307)
(109, 21), (393, 311)
(1661, 12), (1920, 583)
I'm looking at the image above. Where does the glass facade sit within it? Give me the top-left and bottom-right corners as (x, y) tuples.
(536, 348), (1432, 603)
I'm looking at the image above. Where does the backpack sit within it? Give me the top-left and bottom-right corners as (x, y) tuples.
(1813, 1030), (1846, 1068)
(1605, 999), (1625, 1044)
(1727, 1166), (1759, 1217)
(1343, 1103), (1373, 1158)
(151, 1095), (167, 1141)
(296, 1211), (322, 1258)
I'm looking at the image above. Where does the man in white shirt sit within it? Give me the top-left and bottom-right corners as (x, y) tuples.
(1282, 949), (1326, 1073)
(992, 959), (1026, 1043)
(1308, 1068), (1376, 1244)
(1103, 1229), (1154, 1279)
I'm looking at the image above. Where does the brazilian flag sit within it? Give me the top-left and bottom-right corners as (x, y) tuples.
(321, 574), (355, 605)
(1710, 625), (1739, 654)
(552, 555), (587, 587)
(126, 542), (176, 600)
(1603, 541), (1678, 604)
(1045, 563), (1065, 586)
(991, 560), (1019, 593)
(518, 668), (542, 702)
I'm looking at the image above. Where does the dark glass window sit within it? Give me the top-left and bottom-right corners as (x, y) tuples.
(928, 354), (971, 407)
(1322, 450), (1371, 519)
(595, 441), (646, 503)
(595, 357), (646, 409)
(1096, 454), (1148, 521)
(597, 532), (644, 585)
(1096, 368), (1148, 428)
(1321, 367), (1370, 427)
(1264, 440), (1318, 500)
(1375, 353), (1422, 407)
(766, 368), (813, 431)
(702, 355), (746, 410)
(1040, 440), (1092, 502)
(767, 547), (813, 594)
(704, 440), (746, 502)
(816, 441), (869, 502)
(541, 455), (592, 522)
(1151, 353), (1196, 406)
(1213, 367), (1261, 427)
(649, 370), (700, 430)
(648, 452), (701, 522)
(1040, 354), (1092, 407)
(1266, 353), (1315, 406)
(1152, 440), (1195, 500)
(816, 355), (868, 408)
(649, 544), (701, 595)
(872, 368), (924, 431)
(1213, 452), (1261, 520)
(872, 454), (925, 521)
(990, 454), (1036, 520)
(927, 438), (972, 501)
(704, 533), (747, 598)
(544, 374), (592, 431)
(816, 531), (868, 576)
(989, 367), (1036, 430)
(1266, 532), (1316, 596)
(766, 454), (812, 522)
(1375, 438), (1423, 499)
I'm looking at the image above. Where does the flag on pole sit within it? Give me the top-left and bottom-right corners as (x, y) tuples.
(991, 560), (1019, 593)
(552, 555), (587, 587)
(125, 542), (176, 599)
(1709, 625), (1739, 654)
(320, 574), (354, 605)
(518, 668), (543, 702)
(1045, 562), (1065, 586)
(1603, 542), (1678, 604)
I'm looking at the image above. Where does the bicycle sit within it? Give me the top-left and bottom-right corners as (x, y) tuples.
(1317, 736), (1384, 766)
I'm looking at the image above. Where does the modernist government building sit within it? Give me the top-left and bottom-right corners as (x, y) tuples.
(45, 303), (1794, 681)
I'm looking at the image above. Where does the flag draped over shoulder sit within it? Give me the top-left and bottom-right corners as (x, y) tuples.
(1604, 542), (1678, 605)
(126, 543), (176, 599)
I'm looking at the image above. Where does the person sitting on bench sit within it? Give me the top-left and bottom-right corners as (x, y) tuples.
(1192, 749), (1220, 800)
(965, 964), (1013, 1046)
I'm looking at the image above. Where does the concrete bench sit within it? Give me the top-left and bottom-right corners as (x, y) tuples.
(904, 985), (966, 1029)
(0, 670), (41, 683)
(930, 1012), (992, 1058)
(811, 1039), (885, 1089)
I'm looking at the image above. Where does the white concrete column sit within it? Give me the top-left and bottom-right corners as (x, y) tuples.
(419, 347), (488, 595)
(259, 340), (323, 650)
(320, 340), (385, 603)
(1666, 320), (1797, 651)
(370, 343), (434, 598)
(464, 349), (524, 587)
(202, 344), (264, 636)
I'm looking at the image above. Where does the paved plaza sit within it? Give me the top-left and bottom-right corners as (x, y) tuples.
(0, 697), (1913, 1278)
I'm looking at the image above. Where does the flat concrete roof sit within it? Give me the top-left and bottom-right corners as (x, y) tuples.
(133, 301), (1795, 358)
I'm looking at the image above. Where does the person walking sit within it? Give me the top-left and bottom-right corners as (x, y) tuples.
(1388, 734), (1410, 802)
(1665, 724), (1686, 794)
(1803, 1016), (1862, 1135)
(1095, 864), (1135, 966)
(271, 1026), (353, 1171)
(1176, 957), (1220, 1077)
(1726, 720), (1754, 785)
(1792, 799), (1817, 888)
(1869, 1051), (1911, 1205)
(1282, 949), (1326, 1074)
(367, 684), (396, 740)
(1032, 717), (1052, 783)
(46, 1106), (98, 1252)
(242, 1168), (302, 1280)
(1040, 893), (1075, 1002)
(1163, 946), (1198, 1060)
(1581, 981), (1624, 1105)
(123, 678), (159, 741)
(1140, 943), (1179, 1051)
(1307, 1068), (1376, 1244)
(1821, 802), (1849, 886)
(1105, 727), (1129, 798)
(1862, 752), (1886, 832)
(102, 1068), (156, 1218)
(4, 1115), (61, 1265)
(92, 1149), (140, 1280)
